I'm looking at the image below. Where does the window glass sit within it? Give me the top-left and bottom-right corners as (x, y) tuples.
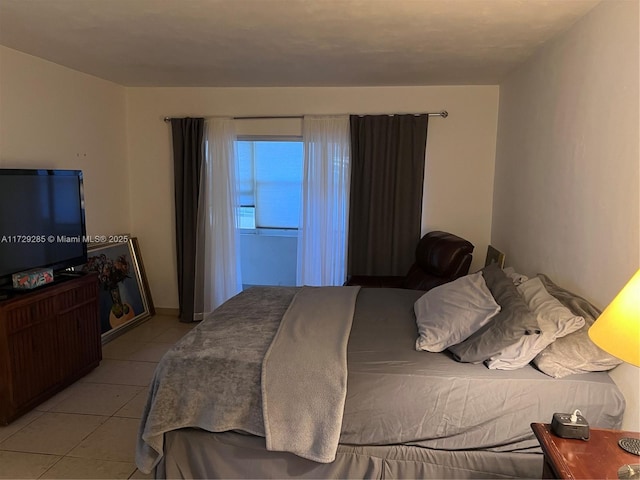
(236, 140), (303, 230)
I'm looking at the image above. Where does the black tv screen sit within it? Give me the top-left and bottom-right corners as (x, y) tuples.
(0, 169), (87, 281)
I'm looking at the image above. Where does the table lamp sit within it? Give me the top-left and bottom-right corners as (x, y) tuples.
(589, 269), (640, 457)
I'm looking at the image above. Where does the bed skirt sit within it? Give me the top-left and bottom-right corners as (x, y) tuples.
(157, 429), (543, 479)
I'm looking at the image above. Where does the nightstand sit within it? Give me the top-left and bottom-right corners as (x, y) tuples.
(531, 422), (640, 479)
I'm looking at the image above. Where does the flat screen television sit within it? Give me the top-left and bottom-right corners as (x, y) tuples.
(0, 169), (87, 287)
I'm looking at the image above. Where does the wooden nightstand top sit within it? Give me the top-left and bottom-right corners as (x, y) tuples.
(531, 422), (640, 479)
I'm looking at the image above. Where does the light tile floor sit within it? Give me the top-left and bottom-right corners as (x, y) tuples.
(0, 315), (196, 479)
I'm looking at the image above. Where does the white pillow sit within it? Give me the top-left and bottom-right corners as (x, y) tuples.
(503, 266), (529, 286)
(415, 272), (501, 352)
(485, 276), (585, 370)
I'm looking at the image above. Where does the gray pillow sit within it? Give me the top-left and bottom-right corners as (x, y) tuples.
(414, 272), (500, 352)
(449, 263), (540, 363)
(485, 277), (585, 370)
(532, 274), (622, 378)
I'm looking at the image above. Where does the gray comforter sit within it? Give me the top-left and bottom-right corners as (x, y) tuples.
(136, 286), (360, 473)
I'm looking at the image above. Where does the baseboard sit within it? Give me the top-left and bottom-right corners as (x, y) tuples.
(154, 307), (180, 317)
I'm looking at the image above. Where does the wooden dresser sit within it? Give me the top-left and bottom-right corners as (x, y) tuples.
(0, 273), (101, 425)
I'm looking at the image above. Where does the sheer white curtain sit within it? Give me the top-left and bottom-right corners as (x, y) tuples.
(297, 115), (351, 286)
(194, 118), (242, 318)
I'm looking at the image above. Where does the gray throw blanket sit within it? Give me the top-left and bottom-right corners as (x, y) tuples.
(136, 285), (360, 473)
(262, 286), (360, 463)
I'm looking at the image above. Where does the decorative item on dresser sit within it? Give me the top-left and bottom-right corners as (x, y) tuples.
(0, 273), (101, 425)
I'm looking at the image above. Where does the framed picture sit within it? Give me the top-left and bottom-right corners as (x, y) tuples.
(485, 245), (506, 268)
(80, 237), (155, 342)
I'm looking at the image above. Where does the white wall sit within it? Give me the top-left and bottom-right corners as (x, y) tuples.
(493, 1), (639, 430)
(0, 46), (130, 237)
(126, 86), (499, 308)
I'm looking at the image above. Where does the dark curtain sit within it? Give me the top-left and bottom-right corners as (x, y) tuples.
(170, 117), (205, 323)
(348, 114), (428, 276)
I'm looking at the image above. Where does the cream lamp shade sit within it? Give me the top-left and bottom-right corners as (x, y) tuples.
(588, 269), (640, 367)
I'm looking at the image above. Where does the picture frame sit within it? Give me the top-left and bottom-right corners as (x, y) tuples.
(485, 245), (506, 269)
(79, 237), (155, 343)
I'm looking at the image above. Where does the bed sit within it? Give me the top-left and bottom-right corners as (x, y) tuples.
(136, 282), (625, 479)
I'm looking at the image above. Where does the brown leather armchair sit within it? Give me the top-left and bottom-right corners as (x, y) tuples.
(345, 231), (474, 291)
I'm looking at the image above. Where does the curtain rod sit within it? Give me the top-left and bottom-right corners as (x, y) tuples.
(163, 111), (448, 122)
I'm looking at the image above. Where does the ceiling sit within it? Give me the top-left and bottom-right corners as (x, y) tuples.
(0, 0), (600, 87)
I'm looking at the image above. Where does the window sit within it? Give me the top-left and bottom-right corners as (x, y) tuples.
(236, 139), (303, 231)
